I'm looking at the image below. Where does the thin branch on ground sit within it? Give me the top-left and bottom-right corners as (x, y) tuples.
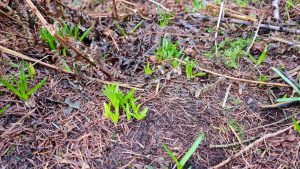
(210, 125), (293, 169)
(0, 45), (143, 90)
(246, 18), (263, 53)
(209, 137), (259, 148)
(174, 58), (290, 87)
(148, 0), (170, 12)
(269, 37), (300, 49)
(245, 111), (300, 133)
(192, 15), (300, 34)
(214, 1), (224, 55)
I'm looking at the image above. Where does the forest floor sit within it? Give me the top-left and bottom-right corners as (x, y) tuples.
(0, 0), (300, 168)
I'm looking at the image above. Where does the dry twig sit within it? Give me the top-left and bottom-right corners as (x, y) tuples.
(174, 58), (290, 87)
(0, 45), (143, 90)
(210, 125), (293, 169)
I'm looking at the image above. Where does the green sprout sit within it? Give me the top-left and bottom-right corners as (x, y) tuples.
(102, 84), (148, 125)
(40, 22), (93, 55)
(115, 23), (128, 38)
(157, 7), (173, 29)
(155, 35), (182, 61)
(248, 45), (268, 65)
(144, 63), (154, 75)
(192, 0), (207, 12)
(292, 117), (300, 135)
(0, 61), (47, 101)
(130, 20), (144, 34)
(163, 133), (204, 169)
(185, 59), (206, 80)
(217, 38), (252, 69)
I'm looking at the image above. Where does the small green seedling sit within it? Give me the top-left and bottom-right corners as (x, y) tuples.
(172, 59), (180, 69)
(0, 104), (10, 116)
(185, 59), (206, 80)
(0, 61), (47, 101)
(40, 22), (93, 55)
(229, 119), (244, 140)
(272, 67), (300, 103)
(157, 7), (173, 29)
(115, 23), (128, 38)
(233, 0), (249, 7)
(144, 63), (154, 75)
(292, 117), (300, 135)
(257, 46), (268, 65)
(163, 133), (204, 169)
(155, 35), (182, 61)
(249, 46), (268, 65)
(217, 38), (252, 69)
(102, 84), (148, 124)
(27, 63), (36, 81)
(192, 0), (206, 12)
(130, 20), (144, 33)
(258, 73), (267, 87)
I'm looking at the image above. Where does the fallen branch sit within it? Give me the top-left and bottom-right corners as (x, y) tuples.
(0, 45), (73, 75)
(148, 0), (170, 12)
(0, 45), (143, 91)
(209, 137), (259, 148)
(174, 58), (290, 87)
(269, 37), (300, 49)
(210, 125), (293, 169)
(192, 14), (300, 34)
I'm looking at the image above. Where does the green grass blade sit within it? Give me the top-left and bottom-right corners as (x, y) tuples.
(0, 77), (22, 99)
(276, 97), (300, 102)
(0, 104), (10, 116)
(162, 143), (182, 169)
(257, 46), (267, 65)
(74, 23), (80, 40)
(130, 20), (143, 33)
(79, 25), (93, 42)
(27, 77), (47, 97)
(19, 61), (28, 96)
(179, 133), (204, 167)
(272, 67), (300, 94)
(292, 117), (300, 135)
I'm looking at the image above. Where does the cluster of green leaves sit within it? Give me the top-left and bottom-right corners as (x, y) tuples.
(155, 35), (182, 61)
(213, 38), (252, 69)
(185, 59), (206, 80)
(272, 67), (300, 103)
(0, 61), (47, 101)
(157, 8), (173, 29)
(40, 22), (93, 55)
(162, 133), (204, 169)
(153, 35), (205, 80)
(103, 84), (148, 125)
(192, 0), (207, 12)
